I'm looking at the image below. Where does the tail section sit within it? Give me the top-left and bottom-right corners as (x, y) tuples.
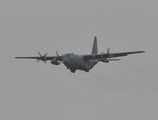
(91, 36), (98, 55)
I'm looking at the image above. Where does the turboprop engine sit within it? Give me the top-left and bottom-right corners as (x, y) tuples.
(101, 58), (109, 63)
(50, 51), (62, 65)
(51, 60), (60, 65)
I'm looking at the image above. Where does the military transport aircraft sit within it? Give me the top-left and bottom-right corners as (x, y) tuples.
(15, 36), (144, 73)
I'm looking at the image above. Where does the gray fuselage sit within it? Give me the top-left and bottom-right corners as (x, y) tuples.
(62, 53), (98, 72)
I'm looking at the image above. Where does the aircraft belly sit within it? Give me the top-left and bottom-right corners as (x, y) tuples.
(63, 57), (85, 70)
(86, 60), (98, 69)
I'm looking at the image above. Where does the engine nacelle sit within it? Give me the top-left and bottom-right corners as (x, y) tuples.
(101, 58), (109, 63)
(51, 60), (60, 65)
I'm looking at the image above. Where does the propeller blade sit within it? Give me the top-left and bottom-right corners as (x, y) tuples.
(56, 51), (59, 57)
(38, 52), (42, 57)
(43, 53), (48, 57)
(107, 48), (110, 54)
(55, 51), (63, 63)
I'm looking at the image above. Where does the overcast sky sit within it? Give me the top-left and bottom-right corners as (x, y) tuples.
(0, 0), (158, 120)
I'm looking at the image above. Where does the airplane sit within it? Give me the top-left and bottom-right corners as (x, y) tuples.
(15, 36), (145, 73)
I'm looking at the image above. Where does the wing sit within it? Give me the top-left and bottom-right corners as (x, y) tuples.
(83, 51), (145, 60)
(15, 52), (62, 62)
(15, 56), (59, 60)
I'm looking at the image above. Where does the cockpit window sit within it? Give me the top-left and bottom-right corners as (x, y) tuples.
(67, 53), (74, 58)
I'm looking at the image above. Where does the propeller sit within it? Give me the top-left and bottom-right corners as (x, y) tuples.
(37, 52), (48, 63)
(51, 51), (62, 64)
(101, 48), (110, 57)
(100, 48), (121, 63)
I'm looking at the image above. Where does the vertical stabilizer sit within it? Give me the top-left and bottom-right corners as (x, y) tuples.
(91, 36), (98, 55)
